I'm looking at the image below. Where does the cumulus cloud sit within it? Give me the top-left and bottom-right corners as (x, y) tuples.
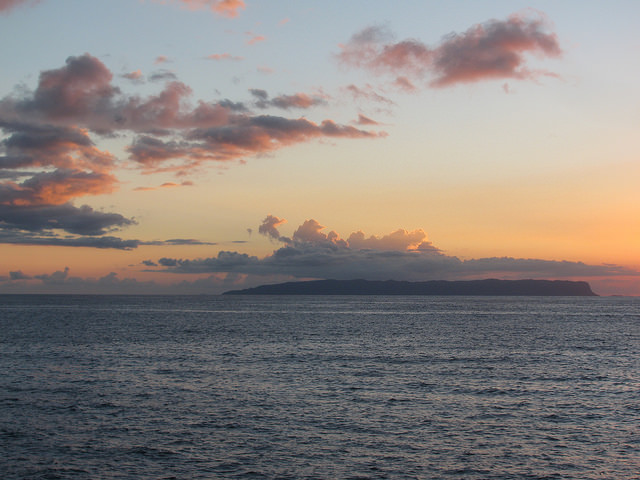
(258, 214), (288, 242)
(338, 12), (562, 88)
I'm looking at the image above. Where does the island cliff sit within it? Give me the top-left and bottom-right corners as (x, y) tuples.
(223, 279), (597, 296)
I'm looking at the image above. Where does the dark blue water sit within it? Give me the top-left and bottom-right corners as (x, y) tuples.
(1, 295), (639, 479)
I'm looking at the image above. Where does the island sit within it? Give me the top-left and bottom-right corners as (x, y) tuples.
(223, 279), (597, 296)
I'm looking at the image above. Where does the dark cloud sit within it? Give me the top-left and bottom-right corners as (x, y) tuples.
(0, 268), (264, 295)
(148, 69), (179, 83)
(158, 257), (179, 267)
(258, 214), (288, 242)
(9, 270), (31, 280)
(0, 203), (134, 235)
(338, 12), (561, 88)
(162, 238), (217, 245)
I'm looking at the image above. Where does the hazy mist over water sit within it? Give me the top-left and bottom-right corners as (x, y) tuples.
(1, 295), (639, 479)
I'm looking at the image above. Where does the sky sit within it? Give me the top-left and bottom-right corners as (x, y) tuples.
(1, 0), (639, 295)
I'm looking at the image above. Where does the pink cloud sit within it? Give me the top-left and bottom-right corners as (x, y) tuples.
(246, 32), (266, 45)
(206, 53), (243, 61)
(168, 0), (245, 17)
(134, 180), (193, 191)
(154, 55), (169, 65)
(0, 0), (39, 13)
(2, 54), (384, 187)
(1, 169), (118, 207)
(393, 76), (417, 92)
(343, 84), (394, 105)
(338, 12), (562, 88)
(18, 54), (118, 121)
(355, 113), (379, 126)
(257, 65), (274, 75)
(122, 69), (144, 82)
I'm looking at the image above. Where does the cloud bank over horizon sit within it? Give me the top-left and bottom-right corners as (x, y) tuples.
(141, 216), (640, 289)
(3, 214), (637, 295)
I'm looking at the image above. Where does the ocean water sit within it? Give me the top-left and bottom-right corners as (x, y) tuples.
(1, 295), (639, 479)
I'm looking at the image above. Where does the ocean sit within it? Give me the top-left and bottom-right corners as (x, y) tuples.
(1, 295), (639, 479)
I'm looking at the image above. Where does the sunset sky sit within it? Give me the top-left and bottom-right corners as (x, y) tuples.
(1, 0), (639, 295)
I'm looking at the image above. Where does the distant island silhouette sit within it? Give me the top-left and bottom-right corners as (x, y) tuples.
(223, 279), (597, 296)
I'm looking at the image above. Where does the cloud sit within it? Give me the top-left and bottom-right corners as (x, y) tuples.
(152, 216), (640, 285)
(127, 115), (380, 170)
(154, 55), (169, 65)
(206, 53), (243, 61)
(245, 32), (266, 45)
(355, 113), (379, 126)
(258, 214), (287, 241)
(0, 203), (134, 235)
(0, 169), (117, 206)
(159, 0), (245, 17)
(148, 69), (178, 83)
(0, 54), (384, 247)
(0, 267), (262, 295)
(0, 0), (39, 14)
(338, 12), (562, 88)
(1, 54), (118, 125)
(122, 70), (144, 82)
(0, 122), (115, 172)
(250, 89), (329, 110)
(0, 231), (140, 249)
(343, 84), (394, 105)
(9, 270), (30, 280)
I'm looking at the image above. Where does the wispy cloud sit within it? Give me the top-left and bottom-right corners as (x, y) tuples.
(245, 31), (266, 45)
